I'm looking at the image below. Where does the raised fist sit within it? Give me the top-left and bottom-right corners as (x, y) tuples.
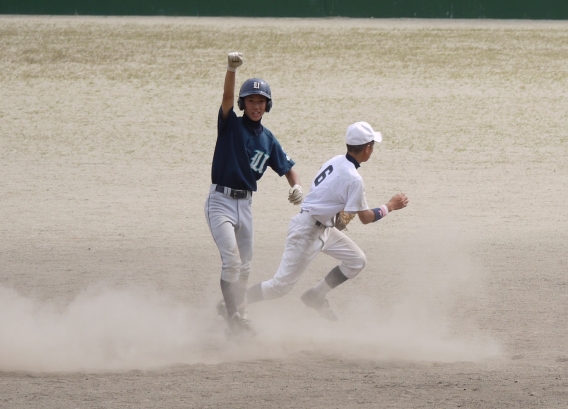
(227, 52), (243, 72)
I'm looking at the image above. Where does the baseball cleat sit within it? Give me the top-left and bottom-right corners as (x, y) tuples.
(216, 299), (229, 321)
(300, 289), (338, 322)
(227, 312), (256, 339)
(216, 300), (248, 321)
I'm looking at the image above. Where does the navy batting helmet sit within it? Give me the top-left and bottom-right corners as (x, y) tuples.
(238, 78), (272, 112)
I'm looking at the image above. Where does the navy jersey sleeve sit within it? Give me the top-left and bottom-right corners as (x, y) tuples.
(269, 138), (295, 176)
(217, 106), (236, 136)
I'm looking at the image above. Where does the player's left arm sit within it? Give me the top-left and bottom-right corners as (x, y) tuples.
(285, 168), (303, 205)
(269, 140), (302, 205)
(285, 168), (300, 188)
(357, 193), (409, 225)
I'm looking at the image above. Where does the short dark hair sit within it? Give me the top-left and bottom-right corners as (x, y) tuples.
(346, 141), (374, 154)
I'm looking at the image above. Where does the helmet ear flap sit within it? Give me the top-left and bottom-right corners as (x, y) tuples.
(266, 99), (272, 113)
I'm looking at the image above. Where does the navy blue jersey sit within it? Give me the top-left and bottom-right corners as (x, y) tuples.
(211, 107), (295, 191)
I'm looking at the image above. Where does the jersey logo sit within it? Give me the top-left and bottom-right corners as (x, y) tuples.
(314, 165), (333, 186)
(250, 150), (270, 173)
(253, 81), (261, 89)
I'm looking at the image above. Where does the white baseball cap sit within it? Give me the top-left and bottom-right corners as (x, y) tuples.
(345, 122), (382, 145)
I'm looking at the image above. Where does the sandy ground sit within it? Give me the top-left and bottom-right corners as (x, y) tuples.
(1, 15), (567, 408)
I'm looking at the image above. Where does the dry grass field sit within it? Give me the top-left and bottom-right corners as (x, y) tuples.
(1, 16), (567, 408)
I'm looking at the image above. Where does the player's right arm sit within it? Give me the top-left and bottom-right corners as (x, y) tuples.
(357, 193), (409, 224)
(221, 52), (243, 121)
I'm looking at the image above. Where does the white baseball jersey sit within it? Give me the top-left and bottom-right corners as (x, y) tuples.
(301, 154), (369, 226)
(259, 154), (370, 301)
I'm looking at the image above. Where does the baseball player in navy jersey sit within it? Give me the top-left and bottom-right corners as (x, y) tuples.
(245, 121), (409, 321)
(205, 51), (303, 337)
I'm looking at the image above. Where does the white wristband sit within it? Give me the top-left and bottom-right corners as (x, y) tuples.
(227, 65), (237, 72)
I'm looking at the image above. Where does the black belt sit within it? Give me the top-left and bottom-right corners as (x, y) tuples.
(215, 185), (251, 199)
(300, 209), (323, 227)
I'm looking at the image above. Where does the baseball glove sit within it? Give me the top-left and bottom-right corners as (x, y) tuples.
(335, 210), (356, 231)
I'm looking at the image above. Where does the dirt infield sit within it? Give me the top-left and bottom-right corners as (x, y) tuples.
(1, 16), (567, 408)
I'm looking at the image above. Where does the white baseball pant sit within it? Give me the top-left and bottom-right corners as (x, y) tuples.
(260, 210), (366, 300)
(204, 184), (253, 284)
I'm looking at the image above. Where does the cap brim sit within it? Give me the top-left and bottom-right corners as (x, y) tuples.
(373, 131), (382, 143)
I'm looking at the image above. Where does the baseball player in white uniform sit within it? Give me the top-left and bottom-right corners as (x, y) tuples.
(245, 121), (409, 321)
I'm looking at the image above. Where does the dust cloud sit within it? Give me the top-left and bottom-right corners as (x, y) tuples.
(0, 224), (500, 373)
(250, 222), (501, 364)
(0, 284), (221, 372)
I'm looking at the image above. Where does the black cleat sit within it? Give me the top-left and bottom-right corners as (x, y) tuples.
(300, 289), (338, 322)
(216, 299), (248, 321)
(227, 312), (256, 339)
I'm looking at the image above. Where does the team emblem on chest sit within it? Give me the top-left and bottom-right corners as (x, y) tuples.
(250, 150), (269, 173)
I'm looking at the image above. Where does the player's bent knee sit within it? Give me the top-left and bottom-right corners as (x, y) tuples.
(341, 253), (367, 279)
(220, 257), (243, 281)
(360, 253), (368, 271)
(220, 269), (240, 283)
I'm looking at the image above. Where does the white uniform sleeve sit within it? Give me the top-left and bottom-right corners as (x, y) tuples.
(343, 179), (368, 213)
